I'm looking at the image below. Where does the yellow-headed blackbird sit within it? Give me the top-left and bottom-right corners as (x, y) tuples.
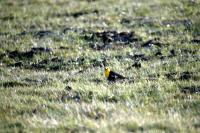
(104, 67), (126, 81)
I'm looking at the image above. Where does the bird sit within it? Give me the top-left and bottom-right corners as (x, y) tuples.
(104, 67), (126, 81)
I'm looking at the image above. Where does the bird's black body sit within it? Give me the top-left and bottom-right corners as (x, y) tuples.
(107, 71), (126, 81)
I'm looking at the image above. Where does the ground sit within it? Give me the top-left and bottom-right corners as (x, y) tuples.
(0, 0), (200, 132)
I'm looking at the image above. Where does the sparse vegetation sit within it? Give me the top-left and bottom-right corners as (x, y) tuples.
(0, 0), (200, 132)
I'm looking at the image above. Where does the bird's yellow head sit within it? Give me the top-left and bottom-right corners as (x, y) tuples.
(104, 67), (110, 78)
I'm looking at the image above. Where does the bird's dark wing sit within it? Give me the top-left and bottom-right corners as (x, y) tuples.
(109, 71), (125, 80)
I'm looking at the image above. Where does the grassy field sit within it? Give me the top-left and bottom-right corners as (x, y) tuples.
(0, 0), (200, 132)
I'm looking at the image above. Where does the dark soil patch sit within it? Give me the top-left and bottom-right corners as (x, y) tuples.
(165, 72), (177, 80)
(120, 18), (131, 25)
(7, 50), (35, 59)
(33, 30), (58, 39)
(191, 39), (200, 44)
(132, 61), (142, 68)
(84, 30), (141, 50)
(14, 30), (62, 40)
(59, 46), (70, 50)
(16, 31), (31, 36)
(168, 49), (176, 57)
(0, 15), (15, 21)
(180, 86), (200, 94)
(129, 54), (150, 61)
(181, 49), (197, 54)
(31, 56), (97, 71)
(179, 71), (192, 80)
(31, 57), (66, 71)
(7, 47), (52, 60)
(154, 50), (166, 60)
(142, 38), (162, 48)
(31, 47), (53, 53)
(0, 32), (9, 36)
(9, 54), (105, 70)
(55, 9), (99, 18)
(93, 31), (138, 43)
(9, 61), (23, 67)
(0, 53), (7, 60)
(154, 51), (162, 56)
(0, 81), (28, 88)
(65, 86), (73, 91)
(165, 71), (199, 81)
(142, 39), (153, 48)
(121, 17), (159, 27)
(126, 61), (142, 70)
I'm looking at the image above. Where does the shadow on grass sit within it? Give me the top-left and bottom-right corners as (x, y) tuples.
(0, 81), (28, 88)
(180, 86), (200, 94)
(165, 71), (200, 81)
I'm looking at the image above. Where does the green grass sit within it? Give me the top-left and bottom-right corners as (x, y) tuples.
(0, 0), (200, 132)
